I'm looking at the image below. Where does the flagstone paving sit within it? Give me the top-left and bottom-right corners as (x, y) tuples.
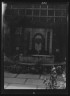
(4, 72), (17, 78)
(24, 79), (44, 85)
(4, 71), (66, 89)
(5, 84), (37, 89)
(16, 74), (40, 79)
(4, 83), (9, 89)
(4, 78), (26, 84)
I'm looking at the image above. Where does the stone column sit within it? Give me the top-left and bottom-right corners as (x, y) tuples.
(45, 29), (48, 51)
(49, 30), (53, 54)
(29, 28), (32, 50)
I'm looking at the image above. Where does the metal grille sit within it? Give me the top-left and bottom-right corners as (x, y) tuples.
(5, 3), (68, 24)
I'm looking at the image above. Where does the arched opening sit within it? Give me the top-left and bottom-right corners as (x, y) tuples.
(31, 33), (46, 55)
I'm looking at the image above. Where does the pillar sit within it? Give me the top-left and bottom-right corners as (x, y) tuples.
(29, 28), (32, 50)
(45, 29), (48, 51)
(49, 30), (53, 54)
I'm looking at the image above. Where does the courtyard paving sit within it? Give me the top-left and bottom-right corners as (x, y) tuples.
(4, 71), (66, 89)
